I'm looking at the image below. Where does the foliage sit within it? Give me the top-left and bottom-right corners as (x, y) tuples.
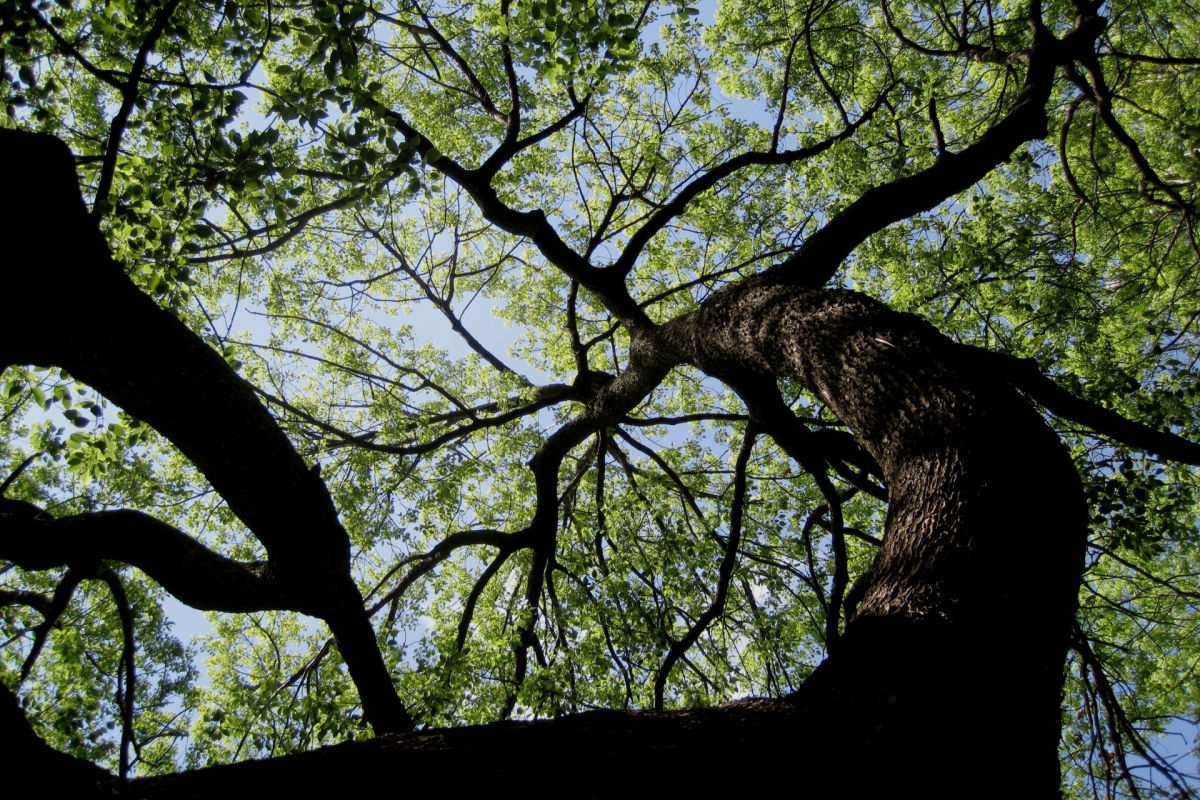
(2, 0), (1199, 794)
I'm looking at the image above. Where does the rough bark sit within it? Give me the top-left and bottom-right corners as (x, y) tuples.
(664, 282), (1089, 791)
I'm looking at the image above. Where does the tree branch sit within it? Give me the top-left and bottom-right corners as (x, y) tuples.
(974, 348), (1200, 464)
(0, 128), (412, 734)
(99, 568), (136, 779)
(1, 507), (291, 613)
(653, 423), (758, 709)
(364, 101), (648, 326)
(771, 8), (1106, 287)
(92, 0), (185, 217)
(19, 566), (87, 682)
(608, 93), (888, 280)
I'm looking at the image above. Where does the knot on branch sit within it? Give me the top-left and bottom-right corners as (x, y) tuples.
(572, 369), (616, 397)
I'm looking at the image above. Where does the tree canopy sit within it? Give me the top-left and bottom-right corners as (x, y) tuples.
(2, 0), (1200, 795)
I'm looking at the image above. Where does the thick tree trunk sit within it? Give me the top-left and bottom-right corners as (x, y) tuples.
(45, 284), (1083, 799)
(665, 281), (1089, 792)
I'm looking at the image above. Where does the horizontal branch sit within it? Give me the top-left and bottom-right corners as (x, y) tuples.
(0, 506), (292, 613)
(0, 588), (53, 615)
(1103, 49), (1200, 66)
(185, 188), (374, 265)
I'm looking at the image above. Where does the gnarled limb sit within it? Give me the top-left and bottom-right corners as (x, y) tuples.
(0, 128), (411, 734)
(662, 283), (1088, 790)
(1, 506), (289, 613)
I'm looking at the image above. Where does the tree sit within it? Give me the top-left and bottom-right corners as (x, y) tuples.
(2, 0), (1199, 794)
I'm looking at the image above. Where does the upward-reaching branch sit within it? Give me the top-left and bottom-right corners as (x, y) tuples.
(607, 91), (890, 281)
(365, 101), (648, 327)
(653, 423), (758, 709)
(771, 2), (1106, 287)
(92, 0), (185, 217)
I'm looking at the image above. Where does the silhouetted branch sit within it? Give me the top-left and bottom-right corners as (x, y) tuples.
(773, 6), (1106, 287)
(608, 92), (889, 280)
(92, 0), (185, 216)
(99, 569), (136, 779)
(19, 567), (87, 682)
(654, 423), (758, 709)
(978, 349), (1200, 464)
(2, 508), (290, 613)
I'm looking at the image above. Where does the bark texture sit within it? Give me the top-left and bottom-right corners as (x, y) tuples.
(666, 281), (1088, 791)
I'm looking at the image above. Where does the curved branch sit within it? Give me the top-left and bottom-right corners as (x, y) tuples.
(92, 0), (186, 216)
(608, 93), (888, 280)
(186, 187), (381, 265)
(2, 127), (414, 733)
(1, 508), (291, 613)
(1077, 52), (1191, 210)
(1058, 94), (1093, 205)
(384, 2), (508, 125)
(99, 569), (136, 779)
(366, 528), (526, 618)
(1072, 627), (1195, 796)
(25, 4), (124, 87)
(727, 377), (852, 647)
(493, 340), (676, 705)
(364, 100), (647, 326)
(364, 225), (525, 377)
(19, 566), (87, 682)
(880, 0), (1026, 64)
(456, 550), (514, 650)
(478, 97), (588, 180)
(772, 9), (1106, 287)
(0, 588), (52, 615)
(613, 427), (707, 524)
